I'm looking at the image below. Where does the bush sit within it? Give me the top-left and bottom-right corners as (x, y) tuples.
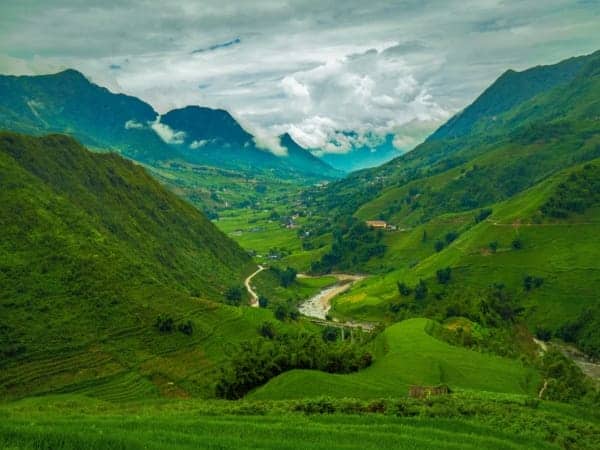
(436, 267), (452, 284)
(155, 314), (174, 333)
(445, 231), (459, 244)
(414, 279), (428, 301)
(258, 321), (276, 339)
(178, 320), (194, 336)
(397, 281), (411, 296)
(474, 208), (493, 223)
(511, 237), (523, 250)
(523, 275), (544, 291)
(225, 285), (244, 305)
(322, 326), (339, 342)
(434, 240), (445, 252)
(488, 241), (498, 252)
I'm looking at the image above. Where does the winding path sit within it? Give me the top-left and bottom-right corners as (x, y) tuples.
(245, 265), (265, 307)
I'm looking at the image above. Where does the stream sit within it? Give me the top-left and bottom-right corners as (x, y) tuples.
(298, 274), (367, 323)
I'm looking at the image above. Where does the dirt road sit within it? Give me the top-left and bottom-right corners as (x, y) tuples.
(245, 265), (265, 307)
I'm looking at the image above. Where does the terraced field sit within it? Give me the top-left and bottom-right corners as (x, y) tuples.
(330, 164), (600, 332)
(0, 303), (310, 401)
(0, 414), (559, 450)
(3, 391), (599, 450)
(249, 318), (539, 400)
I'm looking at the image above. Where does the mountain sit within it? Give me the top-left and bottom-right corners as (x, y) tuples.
(319, 134), (401, 172)
(311, 50), (600, 220)
(279, 133), (342, 178)
(0, 70), (340, 180)
(0, 69), (174, 162)
(428, 52), (591, 141)
(305, 50), (600, 355)
(0, 131), (261, 398)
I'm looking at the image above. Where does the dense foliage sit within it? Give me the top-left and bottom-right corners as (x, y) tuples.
(216, 327), (373, 399)
(310, 218), (386, 273)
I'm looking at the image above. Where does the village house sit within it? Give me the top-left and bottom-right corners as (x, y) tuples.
(366, 220), (397, 231)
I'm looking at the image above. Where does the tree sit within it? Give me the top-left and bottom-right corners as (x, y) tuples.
(436, 267), (452, 284)
(322, 326), (339, 342)
(155, 314), (174, 333)
(524, 275), (544, 291)
(225, 285), (244, 305)
(511, 237), (523, 250)
(434, 240), (445, 252)
(258, 321), (276, 339)
(414, 279), (428, 301)
(445, 231), (459, 244)
(488, 241), (498, 253)
(178, 320), (194, 336)
(422, 230), (428, 242)
(258, 296), (269, 308)
(397, 281), (411, 296)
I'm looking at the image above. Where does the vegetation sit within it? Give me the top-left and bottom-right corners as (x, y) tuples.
(216, 329), (373, 399)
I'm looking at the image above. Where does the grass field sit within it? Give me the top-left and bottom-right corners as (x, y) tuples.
(2, 393), (598, 450)
(330, 165), (600, 333)
(249, 318), (539, 400)
(0, 301), (316, 401)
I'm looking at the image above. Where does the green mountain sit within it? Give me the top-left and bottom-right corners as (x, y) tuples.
(0, 70), (339, 180)
(279, 132), (343, 178)
(0, 131), (261, 399)
(306, 50), (600, 355)
(0, 69), (174, 162)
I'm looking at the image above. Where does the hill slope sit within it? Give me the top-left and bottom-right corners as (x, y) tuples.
(0, 131), (263, 399)
(249, 318), (538, 400)
(0, 71), (340, 180)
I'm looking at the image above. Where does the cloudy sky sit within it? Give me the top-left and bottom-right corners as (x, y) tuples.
(1, 0), (599, 154)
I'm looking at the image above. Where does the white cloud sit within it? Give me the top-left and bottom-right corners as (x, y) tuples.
(1, 0), (599, 155)
(150, 117), (186, 144)
(281, 75), (310, 99)
(124, 119), (144, 129)
(189, 139), (208, 149)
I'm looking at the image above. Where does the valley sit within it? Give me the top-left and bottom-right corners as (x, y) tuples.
(0, 13), (598, 448)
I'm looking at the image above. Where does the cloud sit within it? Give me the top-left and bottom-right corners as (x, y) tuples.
(124, 119), (144, 129)
(150, 117), (186, 144)
(1, 0), (599, 155)
(189, 139), (208, 149)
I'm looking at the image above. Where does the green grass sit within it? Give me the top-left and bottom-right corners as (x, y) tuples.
(4, 393), (599, 450)
(330, 163), (600, 335)
(249, 318), (539, 400)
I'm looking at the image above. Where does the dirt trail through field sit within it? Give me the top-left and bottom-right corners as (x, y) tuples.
(245, 265), (265, 307)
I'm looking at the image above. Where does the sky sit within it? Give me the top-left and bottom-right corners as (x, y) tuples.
(1, 0), (599, 155)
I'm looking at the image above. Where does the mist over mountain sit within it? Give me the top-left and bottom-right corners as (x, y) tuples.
(0, 70), (340, 180)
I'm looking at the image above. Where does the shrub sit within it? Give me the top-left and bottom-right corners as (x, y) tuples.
(155, 314), (174, 333)
(436, 267), (452, 284)
(258, 321), (276, 339)
(445, 231), (459, 244)
(178, 320), (194, 336)
(322, 326), (339, 342)
(225, 285), (244, 305)
(523, 275), (544, 291)
(414, 279), (428, 301)
(397, 281), (411, 296)
(474, 208), (493, 223)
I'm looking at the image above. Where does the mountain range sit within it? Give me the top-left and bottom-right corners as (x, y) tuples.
(0, 69), (341, 179)
(307, 49), (600, 356)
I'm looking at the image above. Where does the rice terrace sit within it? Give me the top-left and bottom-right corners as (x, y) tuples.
(0, 1), (599, 449)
